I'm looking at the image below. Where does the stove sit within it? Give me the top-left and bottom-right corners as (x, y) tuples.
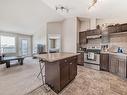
(84, 45), (101, 70)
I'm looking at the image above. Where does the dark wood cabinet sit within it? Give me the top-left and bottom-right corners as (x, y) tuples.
(86, 29), (101, 36)
(79, 29), (101, 47)
(108, 23), (127, 34)
(77, 52), (84, 66)
(118, 58), (126, 78)
(109, 54), (127, 78)
(121, 23), (127, 32)
(109, 55), (119, 74)
(79, 32), (86, 47)
(69, 57), (77, 81)
(100, 53), (109, 71)
(108, 25), (117, 33)
(60, 59), (69, 89)
(45, 56), (77, 93)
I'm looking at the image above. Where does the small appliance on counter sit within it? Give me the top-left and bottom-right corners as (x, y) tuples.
(101, 44), (109, 52)
(117, 47), (123, 53)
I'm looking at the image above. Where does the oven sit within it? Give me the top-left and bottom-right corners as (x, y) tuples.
(87, 52), (96, 61)
(85, 51), (100, 64)
(84, 49), (101, 70)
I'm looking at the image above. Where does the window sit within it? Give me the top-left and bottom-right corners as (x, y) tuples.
(0, 36), (16, 53)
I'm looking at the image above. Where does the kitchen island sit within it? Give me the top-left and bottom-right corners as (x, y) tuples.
(35, 52), (79, 93)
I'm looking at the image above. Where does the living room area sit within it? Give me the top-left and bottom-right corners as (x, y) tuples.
(0, 31), (42, 95)
(0, 0), (62, 94)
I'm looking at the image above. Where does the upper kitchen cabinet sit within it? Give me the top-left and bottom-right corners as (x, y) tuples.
(108, 23), (127, 34)
(86, 29), (101, 36)
(108, 24), (122, 34)
(107, 25), (117, 34)
(79, 31), (87, 47)
(121, 23), (127, 32)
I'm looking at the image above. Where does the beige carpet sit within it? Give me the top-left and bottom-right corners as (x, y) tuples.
(0, 57), (42, 95)
(27, 66), (127, 95)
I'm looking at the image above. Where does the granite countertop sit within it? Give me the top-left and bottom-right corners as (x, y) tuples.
(34, 52), (79, 62)
(101, 52), (127, 56)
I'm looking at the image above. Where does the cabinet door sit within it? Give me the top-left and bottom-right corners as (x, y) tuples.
(121, 23), (127, 32)
(86, 29), (101, 36)
(79, 32), (86, 46)
(69, 57), (77, 81)
(100, 54), (109, 71)
(118, 58), (126, 78)
(77, 52), (84, 66)
(60, 59), (69, 89)
(108, 26), (117, 33)
(109, 55), (119, 74)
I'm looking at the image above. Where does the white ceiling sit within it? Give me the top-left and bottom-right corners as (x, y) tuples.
(0, 0), (127, 34)
(0, 0), (63, 35)
(42, 0), (127, 18)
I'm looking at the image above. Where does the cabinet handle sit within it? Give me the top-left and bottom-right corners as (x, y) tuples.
(70, 63), (72, 65)
(65, 60), (67, 62)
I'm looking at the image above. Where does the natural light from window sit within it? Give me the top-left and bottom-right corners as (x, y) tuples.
(0, 36), (16, 53)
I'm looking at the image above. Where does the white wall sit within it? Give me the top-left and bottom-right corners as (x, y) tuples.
(62, 17), (77, 53)
(80, 20), (90, 31)
(0, 0), (64, 53)
(47, 22), (63, 34)
(32, 22), (47, 52)
(47, 22), (63, 52)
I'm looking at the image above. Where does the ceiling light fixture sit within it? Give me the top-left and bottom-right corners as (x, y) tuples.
(56, 5), (69, 13)
(88, 0), (98, 10)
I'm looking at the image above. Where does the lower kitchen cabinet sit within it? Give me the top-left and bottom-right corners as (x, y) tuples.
(117, 57), (126, 78)
(77, 52), (84, 66)
(109, 55), (119, 74)
(100, 53), (109, 71)
(60, 60), (70, 89)
(109, 54), (127, 78)
(69, 57), (77, 81)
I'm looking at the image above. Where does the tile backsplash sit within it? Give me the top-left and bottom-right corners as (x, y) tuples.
(109, 34), (127, 53)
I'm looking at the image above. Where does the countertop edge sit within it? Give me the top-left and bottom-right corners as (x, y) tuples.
(34, 53), (80, 62)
